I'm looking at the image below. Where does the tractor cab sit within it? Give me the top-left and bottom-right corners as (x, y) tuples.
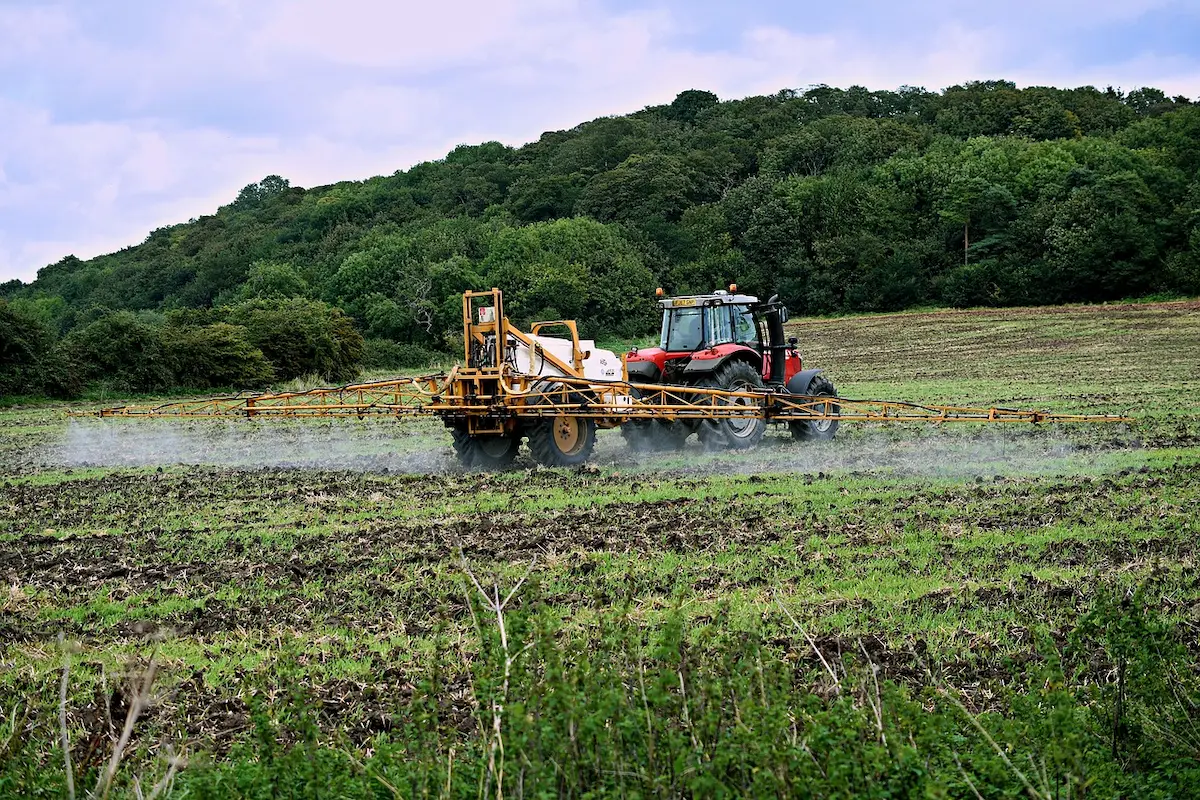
(626, 286), (802, 387)
(658, 290), (762, 353)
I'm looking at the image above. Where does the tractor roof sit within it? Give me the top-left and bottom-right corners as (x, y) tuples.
(658, 290), (760, 309)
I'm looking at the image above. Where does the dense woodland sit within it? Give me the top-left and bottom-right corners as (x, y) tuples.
(2, 80), (1198, 397)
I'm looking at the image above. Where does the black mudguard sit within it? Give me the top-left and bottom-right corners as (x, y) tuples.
(626, 360), (662, 383)
(786, 368), (832, 395)
(680, 352), (763, 379)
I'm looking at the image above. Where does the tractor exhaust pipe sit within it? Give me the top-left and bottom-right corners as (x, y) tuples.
(764, 294), (787, 385)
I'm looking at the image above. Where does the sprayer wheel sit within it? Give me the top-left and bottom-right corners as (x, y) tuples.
(526, 382), (596, 467)
(789, 376), (840, 442)
(696, 361), (767, 450)
(450, 427), (521, 469)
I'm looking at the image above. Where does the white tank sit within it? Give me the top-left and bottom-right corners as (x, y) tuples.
(511, 335), (621, 382)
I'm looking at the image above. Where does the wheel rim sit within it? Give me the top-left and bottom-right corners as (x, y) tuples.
(725, 380), (758, 439)
(478, 436), (515, 458)
(553, 416), (585, 455)
(811, 396), (836, 433)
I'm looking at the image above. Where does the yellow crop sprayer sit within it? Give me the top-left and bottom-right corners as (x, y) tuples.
(78, 288), (1129, 468)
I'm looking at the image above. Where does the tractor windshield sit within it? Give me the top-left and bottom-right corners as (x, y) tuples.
(661, 307), (704, 351)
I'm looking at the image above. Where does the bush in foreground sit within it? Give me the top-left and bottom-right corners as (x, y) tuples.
(62, 310), (173, 394)
(4, 580), (1198, 798)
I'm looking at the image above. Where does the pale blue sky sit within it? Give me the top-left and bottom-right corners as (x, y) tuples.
(2, 0), (1198, 283)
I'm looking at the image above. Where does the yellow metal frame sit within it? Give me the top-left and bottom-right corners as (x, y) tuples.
(75, 370), (1129, 425)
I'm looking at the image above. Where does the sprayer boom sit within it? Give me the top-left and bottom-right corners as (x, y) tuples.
(75, 288), (1129, 468)
(75, 371), (1126, 424)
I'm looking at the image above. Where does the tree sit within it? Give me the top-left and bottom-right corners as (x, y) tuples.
(506, 173), (587, 222)
(4, 78), (1193, 351)
(481, 218), (657, 335)
(0, 300), (76, 398)
(62, 311), (173, 393)
(232, 175), (292, 210)
(1013, 92), (1082, 140)
(237, 260), (310, 300)
(161, 323), (275, 389)
(331, 235), (415, 300)
(577, 154), (695, 224)
(935, 80), (1024, 136)
(223, 298), (364, 382)
(664, 90), (719, 125)
(760, 117), (927, 178)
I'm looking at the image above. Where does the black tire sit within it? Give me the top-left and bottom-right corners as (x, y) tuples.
(622, 420), (691, 451)
(526, 382), (597, 467)
(450, 427), (521, 469)
(696, 360), (767, 450)
(789, 375), (839, 442)
(621, 388), (691, 451)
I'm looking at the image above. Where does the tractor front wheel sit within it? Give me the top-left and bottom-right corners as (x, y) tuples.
(450, 427), (521, 469)
(622, 420), (691, 451)
(697, 360), (767, 450)
(789, 375), (840, 442)
(621, 387), (691, 451)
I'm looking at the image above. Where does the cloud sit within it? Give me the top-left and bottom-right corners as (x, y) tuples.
(0, 0), (1197, 283)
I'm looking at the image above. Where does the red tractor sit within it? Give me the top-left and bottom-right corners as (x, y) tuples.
(623, 287), (838, 450)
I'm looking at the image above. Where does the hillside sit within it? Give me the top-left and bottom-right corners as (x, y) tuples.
(2, 80), (1199, 398)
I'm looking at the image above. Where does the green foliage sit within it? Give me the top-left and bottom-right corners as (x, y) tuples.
(231, 174), (292, 211)
(665, 88), (720, 124)
(161, 323), (275, 389)
(482, 218), (658, 335)
(62, 310), (173, 393)
(576, 152), (696, 223)
(360, 337), (442, 370)
(222, 298), (364, 382)
(19, 591), (1194, 799)
(1068, 579), (1200, 773)
(233, 260), (310, 301)
(0, 300), (76, 398)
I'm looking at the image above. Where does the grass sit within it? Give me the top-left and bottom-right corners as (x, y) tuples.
(1, 299), (1199, 796)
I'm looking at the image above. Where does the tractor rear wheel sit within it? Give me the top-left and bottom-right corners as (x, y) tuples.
(450, 427), (521, 469)
(789, 375), (839, 442)
(697, 360), (766, 450)
(526, 382), (597, 467)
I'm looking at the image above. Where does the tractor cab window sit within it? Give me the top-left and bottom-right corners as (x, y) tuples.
(732, 306), (757, 346)
(661, 307), (704, 351)
(706, 304), (734, 346)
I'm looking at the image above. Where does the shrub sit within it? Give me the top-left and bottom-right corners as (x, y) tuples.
(161, 323), (275, 390)
(0, 300), (78, 398)
(361, 338), (443, 370)
(61, 310), (172, 393)
(222, 298), (364, 382)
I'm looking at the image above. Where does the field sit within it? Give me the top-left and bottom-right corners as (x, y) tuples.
(2, 300), (1199, 797)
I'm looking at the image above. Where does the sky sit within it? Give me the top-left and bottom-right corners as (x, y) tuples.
(1, 0), (1199, 284)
